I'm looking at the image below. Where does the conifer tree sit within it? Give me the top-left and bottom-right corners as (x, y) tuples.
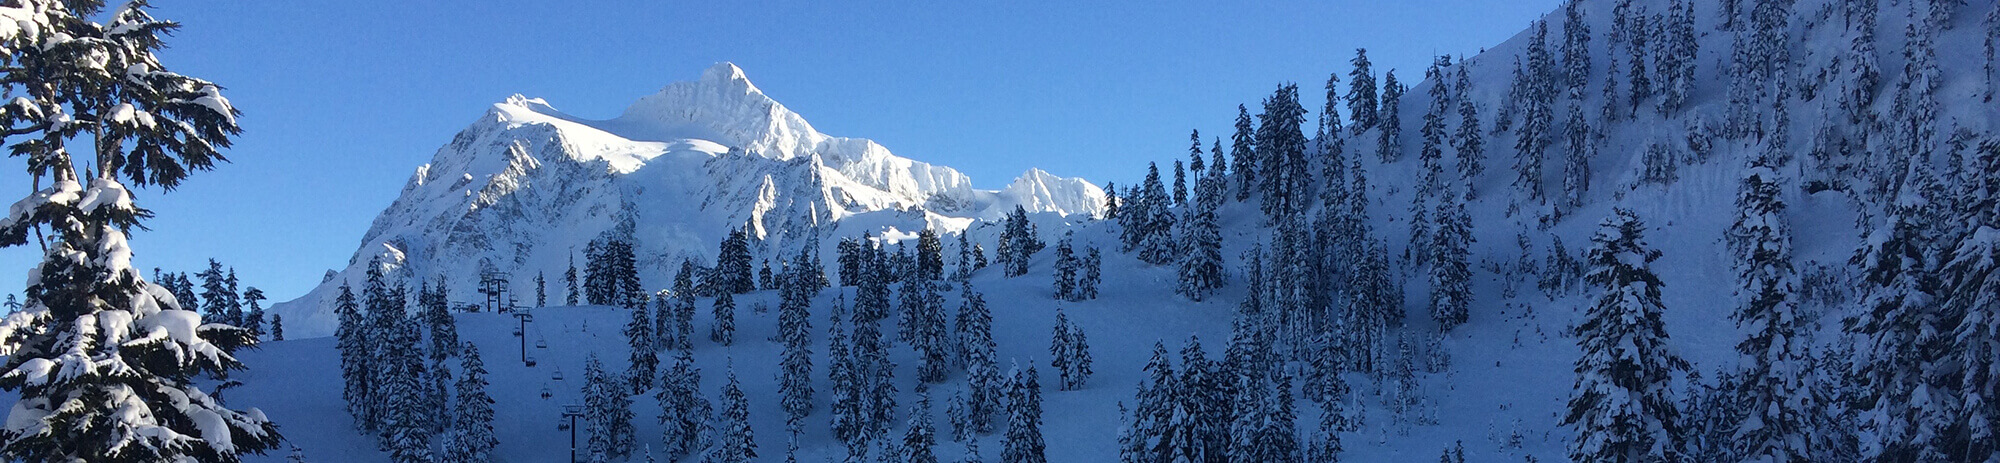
(760, 259), (775, 291)
(711, 290), (736, 345)
(1049, 309), (1094, 391)
(1926, 140), (2000, 462)
(1002, 364), (1048, 463)
(445, 344), (497, 463)
(1561, 101), (1593, 211)
(379, 286), (435, 463)
(584, 354), (636, 460)
(1190, 129), (1208, 178)
(1725, 155), (1831, 463)
(1348, 49), (1379, 134)
(1249, 375), (1301, 463)
(1514, 21), (1555, 203)
(956, 285), (1003, 434)
(1660, 0), (1699, 114)
(271, 314), (285, 341)
(566, 253), (581, 306)
(957, 232), (976, 282)
(1231, 104), (1260, 201)
(536, 271), (547, 307)
(660, 351), (716, 459)
(1211, 138), (1229, 184)
(1137, 164), (1178, 265)
(1081, 247), (1103, 300)
(1429, 183), (1473, 333)
(1002, 206), (1045, 276)
(243, 286), (267, 338)
(1452, 64), (1486, 188)
(1376, 71), (1405, 163)
(1560, 0), (1593, 93)
(828, 318), (865, 445)
(904, 277), (951, 384)
(1174, 160), (1188, 207)
(1564, 209), (1689, 463)
(904, 389), (940, 463)
(1178, 174), (1226, 302)
(778, 245), (816, 426)
(1418, 56), (1453, 204)
(1178, 337), (1230, 462)
(1256, 83), (1311, 219)
(627, 300), (658, 392)
(711, 367), (757, 463)
(919, 228), (946, 281)
(1625, 13), (1652, 118)
(1125, 343), (1178, 463)
(1321, 71), (1346, 155)
(337, 282), (373, 428)
(1052, 233), (1078, 301)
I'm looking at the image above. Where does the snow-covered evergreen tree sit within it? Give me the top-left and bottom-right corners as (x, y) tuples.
(918, 228), (945, 281)
(1375, 71), (1405, 163)
(243, 286), (267, 338)
(566, 253), (581, 306)
(779, 244), (816, 426)
(1658, 0), (1699, 115)
(956, 285), (1002, 434)
(1173, 160), (1188, 208)
(658, 350), (710, 461)
(627, 298), (658, 392)
(1451, 63), (1485, 189)
(444, 343), (497, 463)
(1178, 169), (1227, 302)
(1926, 140), (2000, 462)
(711, 290), (736, 345)
(828, 313), (865, 445)
(1348, 49), (1379, 135)
(904, 277), (950, 384)
(1256, 83), (1311, 220)
(1563, 209), (1690, 463)
(1514, 21), (1555, 203)
(1232, 105), (1258, 201)
(904, 389), (940, 463)
(1428, 182), (1473, 333)
(1052, 233), (1078, 301)
(1560, 100), (1594, 211)
(1559, 0), (1592, 93)
(1178, 337), (1230, 463)
(1080, 247), (1103, 300)
(1001, 206), (1046, 276)
(1124, 343), (1177, 463)
(1049, 309), (1093, 391)
(1001, 363), (1047, 463)
(1724, 154), (1833, 463)
(710, 367), (757, 463)
(583, 354), (635, 460)
(337, 282), (373, 428)
(380, 286), (435, 463)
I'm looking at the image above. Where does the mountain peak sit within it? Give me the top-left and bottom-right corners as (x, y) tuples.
(699, 61), (758, 95)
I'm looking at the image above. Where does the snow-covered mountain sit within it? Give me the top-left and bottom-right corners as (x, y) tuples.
(270, 63), (1105, 338)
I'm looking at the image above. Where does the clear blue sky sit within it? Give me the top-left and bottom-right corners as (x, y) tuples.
(0, 0), (1560, 303)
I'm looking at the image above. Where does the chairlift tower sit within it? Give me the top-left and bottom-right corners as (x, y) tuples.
(479, 270), (511, 314)
(562, 404), (586, 463)
(512, 310), (534, 366)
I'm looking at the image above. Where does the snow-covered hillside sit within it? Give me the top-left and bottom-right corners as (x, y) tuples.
(270, 63), (1105, 339)
(234, 0), (2000, 461)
